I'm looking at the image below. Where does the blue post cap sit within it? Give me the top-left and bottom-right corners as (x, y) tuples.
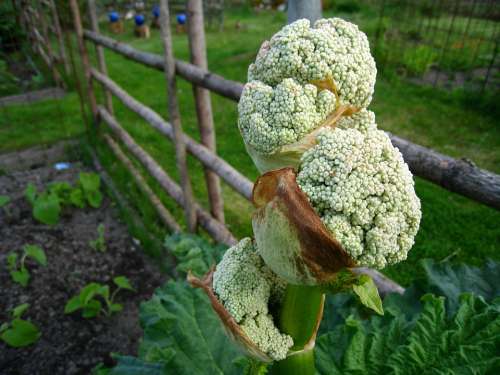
(108, 11), (119, 23)
(176, 13), (186, 25)
(135, 14), (145, 26)
(152, 5), (160, 18)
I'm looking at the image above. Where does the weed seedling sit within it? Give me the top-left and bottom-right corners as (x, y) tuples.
(7, 245), (47, 287)
(0, 303), (41, 347)
(64, 276), (135, 318)
(0, 195), (10, 208)
(0, 194), (11, 215)
(89, 224), (106, 252)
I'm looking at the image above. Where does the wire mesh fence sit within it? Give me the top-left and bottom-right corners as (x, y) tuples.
(371, 0), (499, 95)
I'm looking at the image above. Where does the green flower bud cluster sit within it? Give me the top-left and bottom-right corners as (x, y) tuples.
(297, 127), (421, 269)
(239, 18), (377, 157)
(213, 238), (292, 360)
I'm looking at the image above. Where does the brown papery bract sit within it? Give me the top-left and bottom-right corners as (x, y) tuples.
(188, 269), (274, 363)
(252, 168), (355, 285)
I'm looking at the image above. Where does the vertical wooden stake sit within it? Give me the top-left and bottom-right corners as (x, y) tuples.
(69, 0), (98, 124)
(159, 0), (197, 232)
(187, 0), (225, 223)
(36, 0), (65, 88)
(287, 0), (322, 24)
(20, 3), (34, 51)
(88, 0), (114, 115)
(48, 0), (71, 76)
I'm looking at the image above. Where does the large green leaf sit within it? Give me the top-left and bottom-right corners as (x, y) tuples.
(315, 293), (500, 374)
(112, 280), (249, 375)
(110, 356), (164, 375)
(164, 234), (227, 277)
(111, 242), (500, 375)
(320, 258), (500, 334)
(421, 259), (500, 312)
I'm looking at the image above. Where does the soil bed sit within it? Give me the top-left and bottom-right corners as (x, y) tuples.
(0, 163), (165, 374)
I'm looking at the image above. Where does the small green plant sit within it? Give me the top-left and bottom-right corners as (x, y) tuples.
(64, 276), (135, 318)
(25, 183), (61, 225)
(0, 194), (10, 207)
(78, 172), (103, 208)
(7, 245), (47, 287)
(48, 181), (73, 206)
(0, 194), (10, 215)
(0, 60), (19, 95)
(24, 173), (103, 225)
(89, 224), (106, 252)
(402, 45), (438, 76)
(0, 303), (41, 348)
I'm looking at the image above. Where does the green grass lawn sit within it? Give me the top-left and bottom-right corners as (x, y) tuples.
(0, 6), (498, 285)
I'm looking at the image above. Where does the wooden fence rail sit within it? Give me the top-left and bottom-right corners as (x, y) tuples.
(83, 30), (500, 210)
(90, 68), (253, 200)
(83, 30), (242, 101)
(98, 106), (238, 246)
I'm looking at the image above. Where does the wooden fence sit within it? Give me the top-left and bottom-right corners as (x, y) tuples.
(17, 0), (70, 89)
(67, 0), (500, 293)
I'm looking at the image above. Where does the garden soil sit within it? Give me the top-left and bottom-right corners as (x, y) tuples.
(0, 164), (165, 374)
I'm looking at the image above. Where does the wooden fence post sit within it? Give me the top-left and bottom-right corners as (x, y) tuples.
(20, 3), (34, 51)
(287, 0), (322, 24)
(36, 0), (64, 89)
(26, 5), (37, 51)
(88, 0), (114, 115)
(17, 1), (28, 37)
(69, 0), (98, 123)
(48, 0), (71, 76)
(159, 0), (198, 232)
(187, 0), (225, 223)
(25, 6), (38, 53)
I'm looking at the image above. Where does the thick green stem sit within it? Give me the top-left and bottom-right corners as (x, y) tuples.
(271, 348), (315, 375)
(271, 284), (324, 375)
